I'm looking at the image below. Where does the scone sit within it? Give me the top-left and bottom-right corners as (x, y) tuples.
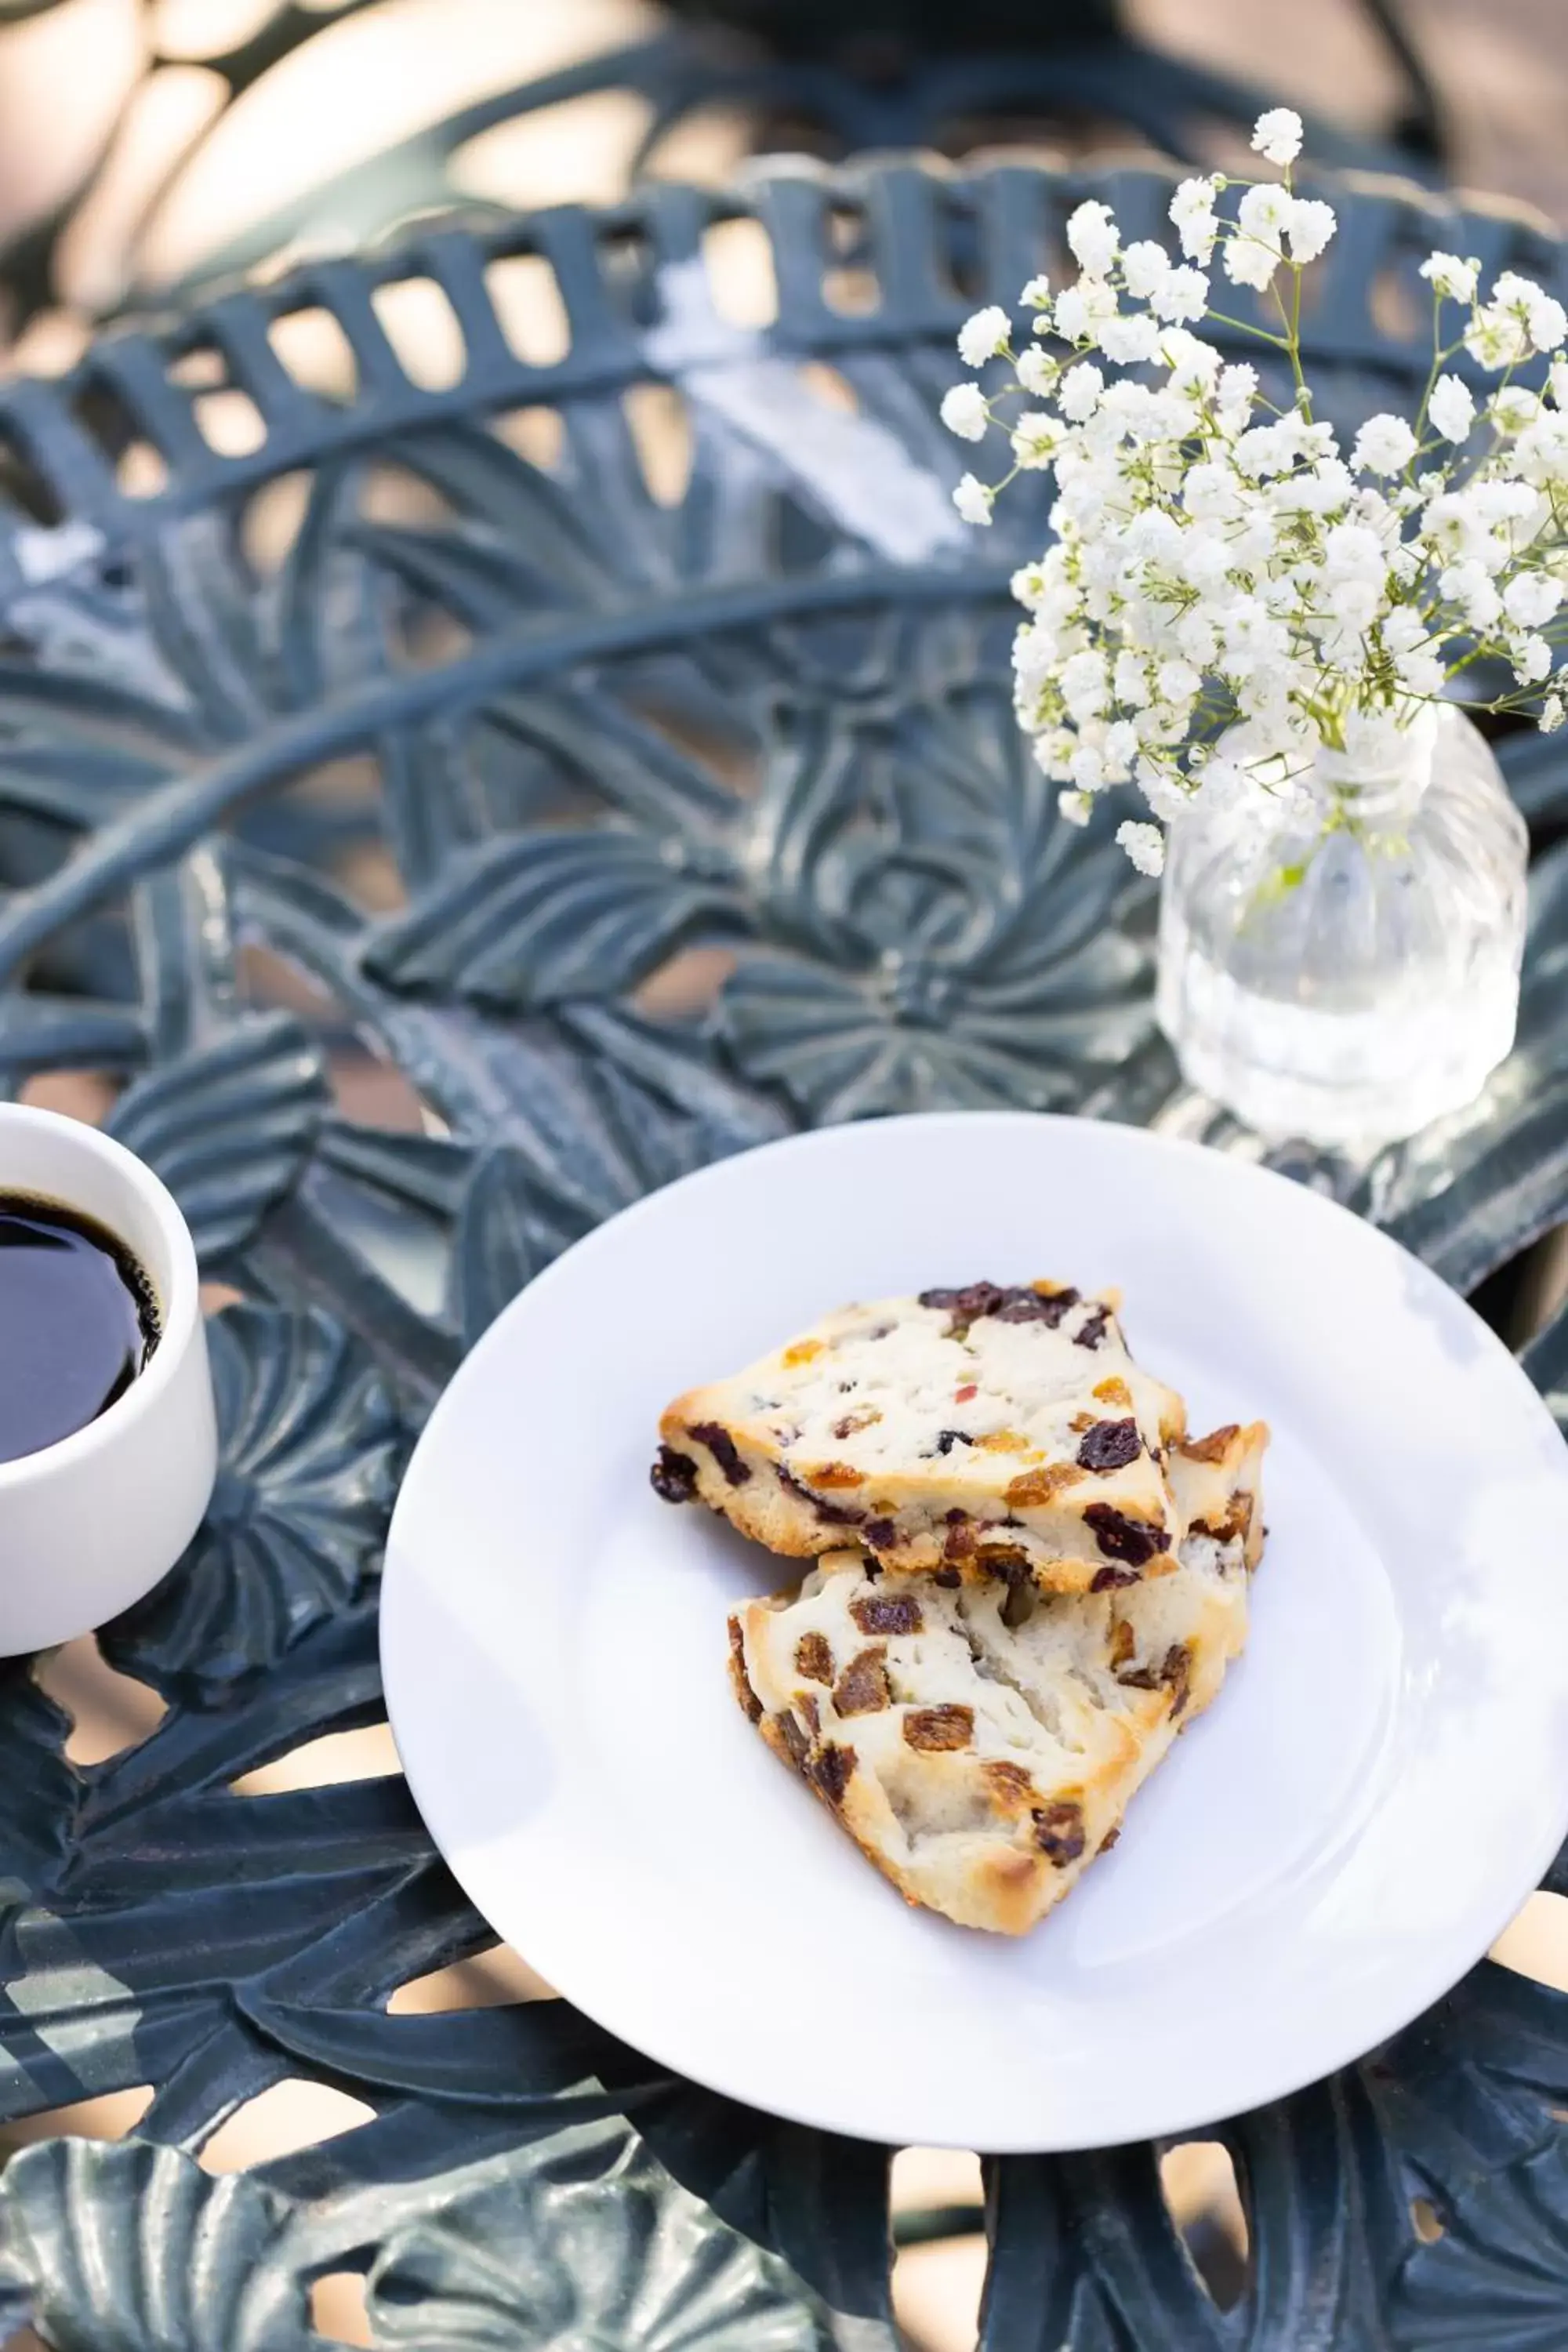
(727, 1423), (1267, 1935)
(655, 1281), (1189, 1595)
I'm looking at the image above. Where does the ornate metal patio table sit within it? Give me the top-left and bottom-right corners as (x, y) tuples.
(1, 156), (1566, 2350)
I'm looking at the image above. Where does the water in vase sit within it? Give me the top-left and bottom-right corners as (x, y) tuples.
(1156, 704), (1529, 1149)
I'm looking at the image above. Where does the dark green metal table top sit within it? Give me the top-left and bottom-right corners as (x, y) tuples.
(0, 157), (1566, 2349)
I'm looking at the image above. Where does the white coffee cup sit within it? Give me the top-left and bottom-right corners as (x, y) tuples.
(0, 1104), (218, 1655)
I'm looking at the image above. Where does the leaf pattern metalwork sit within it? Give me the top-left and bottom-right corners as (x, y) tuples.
(0, 158), (1565, 2348)
(365, 2119), (829, 2352)
(100, 1305), (406, 1699)
(0, 2140), (314, 2352)
(107, 1015), (329, 1265)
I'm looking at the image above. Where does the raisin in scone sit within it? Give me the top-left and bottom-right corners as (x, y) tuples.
(655, 1281), (1189, 1595)
(728, 1422), (1267, 1936)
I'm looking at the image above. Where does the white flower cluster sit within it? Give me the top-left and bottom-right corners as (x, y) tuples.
(939, 108), (1568, 873)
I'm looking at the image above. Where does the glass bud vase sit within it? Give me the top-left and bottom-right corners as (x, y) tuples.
(1156, 704), (1528, 1148)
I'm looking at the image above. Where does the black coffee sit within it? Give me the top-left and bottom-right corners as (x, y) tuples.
(0, 1193), (159, 1465)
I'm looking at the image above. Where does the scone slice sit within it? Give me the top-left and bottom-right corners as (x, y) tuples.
(658, 1281), (1189, 1596)
(1168, 1420), (1268, 1570)
(728, 1421), (1266, 1936)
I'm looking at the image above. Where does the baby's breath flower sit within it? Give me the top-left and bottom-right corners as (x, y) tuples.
(1504, 635), (1552, 682)
(1492, 271), (1568, 355)
(1439, 560), (1500, 629)
(1012, 412), (1065, 469)
(1116, 819), (1167, 877)
(1323, 520), (1385, 581)
(956, 306), (1011, 367)
(1532, 294), (1566, 351)
(1121, 241), (1171, 299)
(1099, 315), (1162, 365)
(1020, 274), (1051, 307)
(1058, 362), (1105, 423)
(1175, 612), (1219, 666)
(1054, 278), (1117, 343)
(1381, 609), (1445, 694)
(1491, 387), (1541, 433)
(1233, 420), (1294, 477)
(1033, 728), (1077, 780)
(1467, 303), (1529, 372)
(1183, 461), (1241, 521)
(1181, 533), (1231, 596)
(1159, 327), (1221, 390)
(1428, 374), (1475, 442)
(1060, 648), (1109, 718)
(1149, 266), (1209, 323)
(1016, 346), (1058, 395)
(1114, 650), (1152, 706)
(1169, 177), (1220, 262)
(1137, 761), (1196, 822)
(1238, 181), (1293, 242)
(1541, 693), (1565, 733)
(1421, 252), (1480, 303)
(1232, 513), (1277, 568)
(1352, 414), (1417, 475)
(952, 474), (993, 526)
(940, 180), (1568, 873)
(939, 383), (989, 441)
(1158, 658), (1203, 703)
(1504, 572), (1561, 627)
(1250, 107), (1304, 166)
(1398, 648), (1446, 695)
(1286, 199), (1337, 264)
(1102, 720), (1140, 776)
(1066, 200), (1120, 277)
(1215, 361), (1258, 425)
(1223, 233), (1281, 294)
(1512, 633), (1554, 684)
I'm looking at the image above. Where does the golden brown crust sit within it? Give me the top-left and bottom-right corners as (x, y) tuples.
(1004, 1461), (1087, 1507)
(1167, 1421), (1269, 1571)
(1177, 1423), (1241, 1465)
(726, 1614), (763, 1723)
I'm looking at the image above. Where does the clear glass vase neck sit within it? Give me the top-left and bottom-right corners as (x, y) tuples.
(1304, 704), (1439, 822)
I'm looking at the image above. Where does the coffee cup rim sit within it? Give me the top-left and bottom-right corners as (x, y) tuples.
(0, 1104), (202, 1490)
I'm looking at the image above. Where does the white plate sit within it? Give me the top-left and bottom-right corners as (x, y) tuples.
(381, 1112), (1568, 2152)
